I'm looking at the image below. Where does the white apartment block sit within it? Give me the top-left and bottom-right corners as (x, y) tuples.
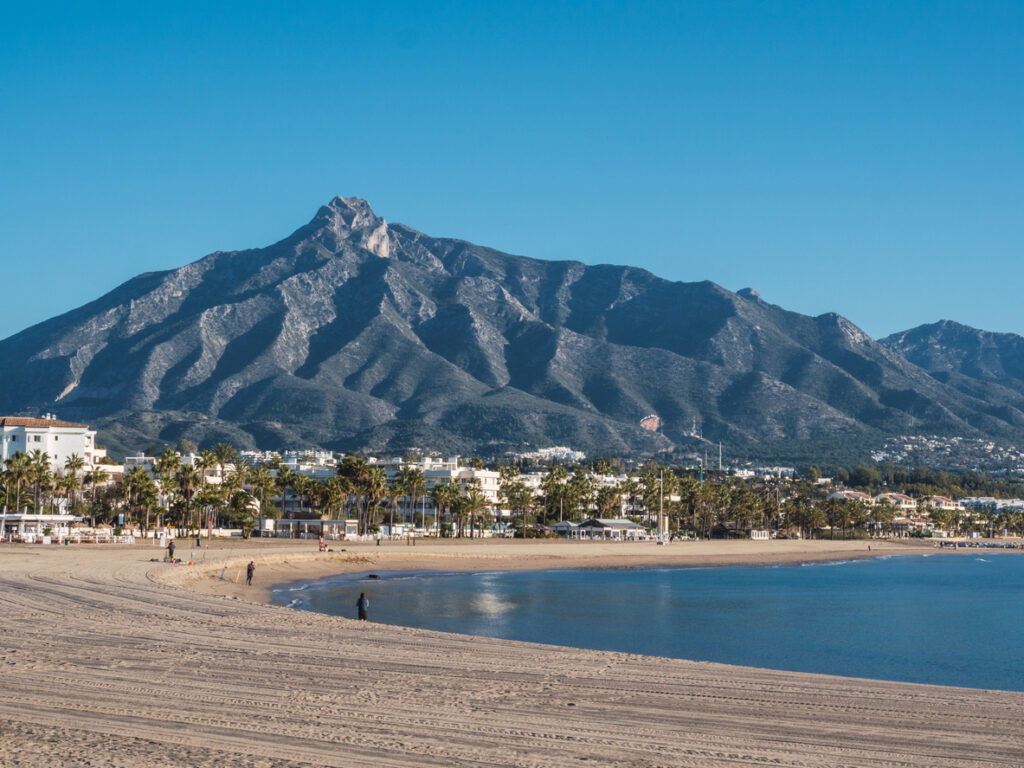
(124, 452), (240, 483)
(0, 415), (106, 472)
(377, 457), (505, 513)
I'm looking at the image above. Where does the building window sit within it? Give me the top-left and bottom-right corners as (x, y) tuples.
(54, 436), (59, 441)
(33, 435), (41, 442)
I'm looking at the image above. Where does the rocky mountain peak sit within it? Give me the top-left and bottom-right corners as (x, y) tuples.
(320, 196), (380, 228)
(310, 196), (391, 259)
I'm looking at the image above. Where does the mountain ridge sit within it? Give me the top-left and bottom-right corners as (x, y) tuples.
(2, 196), (1023, 458)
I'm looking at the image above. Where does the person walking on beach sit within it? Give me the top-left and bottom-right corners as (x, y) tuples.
(167, 540), (175, 560)
(246, 561), (255, 586)
(356, 592), (369, 621)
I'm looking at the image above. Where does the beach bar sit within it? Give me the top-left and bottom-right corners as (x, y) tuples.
(577, 518), (647, 540)
(271, 518), (356, 539)
(0, 512), (80, 543)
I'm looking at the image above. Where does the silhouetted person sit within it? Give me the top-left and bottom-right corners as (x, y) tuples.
(356, 592), (369, 621)
(246, 561), (255, 586)
(167, 541), (175, 560)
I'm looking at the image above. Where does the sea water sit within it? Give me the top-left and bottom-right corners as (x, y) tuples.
(273, 553), (1024, 691)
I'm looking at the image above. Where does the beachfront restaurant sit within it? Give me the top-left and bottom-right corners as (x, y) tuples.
(550, 520), (582, 539)
(0, 512), (80, 543)
(577, 518), (647, 540)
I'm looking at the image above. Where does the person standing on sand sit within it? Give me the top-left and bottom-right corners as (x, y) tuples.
(167, 540), (175, 560)
(356, 592), (369, 621)
(246, 561), (255, 586)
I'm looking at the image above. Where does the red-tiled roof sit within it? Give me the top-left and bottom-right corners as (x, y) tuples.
(0, 417), (88, 428)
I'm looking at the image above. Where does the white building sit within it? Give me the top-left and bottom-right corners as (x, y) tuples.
(0, 415), (106, 471)
(829, 490), (875, 505)
(924, 495), (961, 512)
(377, 457), (505, 518)
(874, 492), (918, 513)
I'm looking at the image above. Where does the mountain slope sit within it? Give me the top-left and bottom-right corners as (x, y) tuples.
(2, 197), (1023, 456)
(881, 321), (1024, 382)
(880, 321), (1024, 429)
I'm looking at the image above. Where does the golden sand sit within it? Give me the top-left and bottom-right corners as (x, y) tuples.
(1, 538), (1021, 767)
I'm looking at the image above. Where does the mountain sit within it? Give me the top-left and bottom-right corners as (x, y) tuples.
(2, 196), (1024, 458)
(880, 321), (1024, 423)
(881, 321), (1024, 383)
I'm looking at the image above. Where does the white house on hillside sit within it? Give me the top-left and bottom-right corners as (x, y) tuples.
(874, 492), (918, 513)
(829, 490), (874, 505)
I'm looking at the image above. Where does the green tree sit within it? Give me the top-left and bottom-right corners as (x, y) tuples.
(398, 467), (426, 530)
(461, 480), (488, 538)
(595, 485), (621, 518)
(501, 480), (535, 537)
(63, 454), (86, 510)
(247, 464), (276, 534)
(540, 465), (569, 522)
(28, 450), (51, 512)
(362, 468), (387, 535)
(3, 453), (32, 510)
(176, 464), (200, 533)
(567, 470), (595, 521)
(430, 483), (455, 537)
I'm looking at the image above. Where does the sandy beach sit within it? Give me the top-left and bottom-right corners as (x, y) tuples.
(2, 537), (1022, 767)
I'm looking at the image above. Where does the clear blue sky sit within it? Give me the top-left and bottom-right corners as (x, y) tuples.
(2, 1), (1022, 342)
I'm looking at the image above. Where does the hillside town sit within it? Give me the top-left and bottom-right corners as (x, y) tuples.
(872, 434), (1024, 474)
(3, 414), (1024, 545)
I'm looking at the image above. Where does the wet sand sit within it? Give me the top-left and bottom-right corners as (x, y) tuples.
(1, 537), (1022, 767)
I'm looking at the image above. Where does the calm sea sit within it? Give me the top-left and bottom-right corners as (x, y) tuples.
(272, 553), (1024, 691)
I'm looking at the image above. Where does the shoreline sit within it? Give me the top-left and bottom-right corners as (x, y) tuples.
(3, 538), (1023, 767)
(170, 537), (942, 606)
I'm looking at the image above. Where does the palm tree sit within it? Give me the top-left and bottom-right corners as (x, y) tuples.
(247, 464), (276, 536)
(226, 488), (257, 536)
(153, 449), (181, 524)
(275, 466), (298, 518)
(176, 464), (200, 534)
(618, 478), (640, 521)
(139, 482), (160, 539)
(568, 471), (595, 521)
(363, 468), (387, 535)
(541, 465), (569, 522)
(58, 474), (78, 515)
(337, 457), (372, 531)
(194, 483), (227, 536)
(398, 467), (426, 529)
(63, 454), (86, 510)
(386, 476), (402, 537)
(28, 450), (51, 512)
(430, 483), (455, 537)
(196, 450), (216, 486)
(82, 466), (109, 526)
(121, 465), (151, 533)
(293, 475), (315, 515)
(41, 472), (58, 515)
(5, 453), (32, 512)
(595, 485), (620, 518)
(213, 443), (238, 486)
(461, 481), (488, 539)
(323, 476), (350, 521)
(501, 480), (535, 537)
